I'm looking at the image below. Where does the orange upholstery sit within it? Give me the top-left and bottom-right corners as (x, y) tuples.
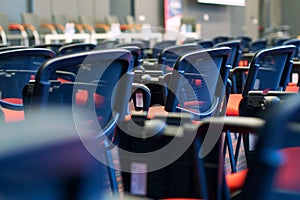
(225, 169), (248, 193)
(75, 90), (104, 108)
(147, 105), (168, 119)
(274, 147), (300, 192)
(286, 83), (299, 92)
(226, 94), (242, 116)
(1, 98), (24, 123)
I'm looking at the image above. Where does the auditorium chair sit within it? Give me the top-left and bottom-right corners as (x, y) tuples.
(32, 44), (63, 54)
(151, 40), (177, 59)
(239, 93), (300, 199)
(198, 39), (214, 49)
(213, 36), (230, 45)
(236, 36), (252, 53)
(148, 47), (231, 120)
(78, 15), (110, 34)
(158, 43), (199, 74)
(21, 13), (58, 45)
(283, 38), (300, 60)
(0, 12), (29, 46)
(115, 41), (146, 59)
(249, 38), (268, 53)
(224, 45), (296, 187)
(22, 49), (134, 131)
(223, 93), (300, 199)
(0, 48), (56, 123)
(227, 45), (295, 116)
(57, 43), (96, 56)
(214, 40), (243, 69)
(0, 106), (124, 199)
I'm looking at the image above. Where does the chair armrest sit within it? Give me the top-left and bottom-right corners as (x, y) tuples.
(41, 23), (57, 34)
(0, 100), (24, 111)
(23, 23), (37, 32)
(9, 23), (26, 31)
(198, 116), (265, 135)
(229, 66), (250, 94)
(54, 23), (65, 33)
(94, 23), (110, 32)
(81, 24), (96, 34)
(75, 24), (85, 33)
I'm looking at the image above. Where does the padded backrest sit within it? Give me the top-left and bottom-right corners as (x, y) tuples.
(151, 40), (176, 58)
(26, 49), (134, 126)
(283, 38), (300, 60)
(242, 94), (300, 199)
(97, 40), (118, 49)
(118, 46), (142, 69)
(165, 47), (231, 119)
(115, 41), (146, 58)
(214, 40), (242, 68)
(249, 38), (268, 53)
(236, 36), (252, 52)
(198, 39), (214, 49)
(115, 113), (209, 199)
(78, 15), (93, 25)
(213, 36), (230, 45)
(158, 43), (199, 73)
(242, 45), (295, 96)
(0, 48), (56, 98)
(0, 108), (121, 199)
(58, 43), (96, 56)
(32, 44), (63, 54)
(105, 15), (119, 25)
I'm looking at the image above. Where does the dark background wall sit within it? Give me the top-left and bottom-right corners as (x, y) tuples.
(110, 0), (132, 24)
(281, 0), (300, 37)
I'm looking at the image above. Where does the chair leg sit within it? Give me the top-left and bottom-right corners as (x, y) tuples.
(225, 130), (237, 173)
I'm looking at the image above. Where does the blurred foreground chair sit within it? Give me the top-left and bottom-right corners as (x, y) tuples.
(0, 48), (56, 123)
(239, 94), (300, 199)
(0, 107), (124, 199)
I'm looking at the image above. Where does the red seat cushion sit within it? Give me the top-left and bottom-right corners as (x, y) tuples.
(226, 94), (242, 116)
(75, 90), (104, 108)
(1, 98), (25, 123)
(274, 147), (300, 192)
(147, 105), (168, 119)
(226, 169), (248, 193)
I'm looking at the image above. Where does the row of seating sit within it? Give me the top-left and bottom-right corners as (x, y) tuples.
(0, 12), (143, 46)
(0, 39), (300, 199)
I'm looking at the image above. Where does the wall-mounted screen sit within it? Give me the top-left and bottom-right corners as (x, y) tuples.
(196, 0), (245, 6)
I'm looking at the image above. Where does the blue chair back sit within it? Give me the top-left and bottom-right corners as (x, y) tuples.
(165, 47), (231, 119)
(158, 43), (198, 73)
(58, 43), (96, 56)
(214, 39), (242, 68)
(243, 45), (295, 97)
